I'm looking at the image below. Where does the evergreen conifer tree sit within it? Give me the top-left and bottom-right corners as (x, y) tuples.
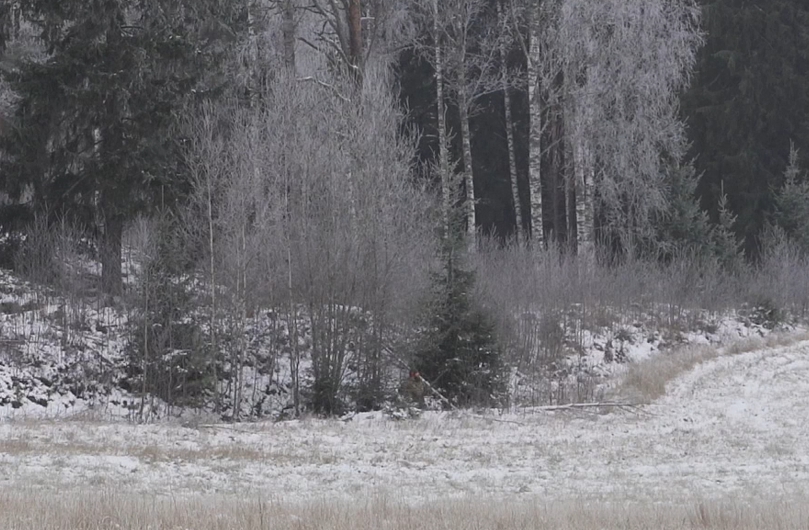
(0, 0), (243, 294)
(772, 144), (809, 254)
(650, 162), (712, 262)
(413, 236), (504, 408)
(712, 183), (743, 271)
(681, 0), (809, 253)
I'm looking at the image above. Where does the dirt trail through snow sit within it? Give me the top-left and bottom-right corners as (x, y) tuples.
(1, 341), (808, 503)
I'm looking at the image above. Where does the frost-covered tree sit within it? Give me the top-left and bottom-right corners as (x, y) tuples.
(185, 66), (436, 416)
(497, 0), (524, 242)
(416, 0), (503, 251)
(531, 0), (702, 258)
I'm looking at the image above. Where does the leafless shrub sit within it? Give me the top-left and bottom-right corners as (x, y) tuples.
(748, 229), (809, 323)
(473, 235), (809, 406)
(10, 216), (95, 350)
(182, 66), (437, 416)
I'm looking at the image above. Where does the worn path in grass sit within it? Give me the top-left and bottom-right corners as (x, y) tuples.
(1, 340), (808, 504)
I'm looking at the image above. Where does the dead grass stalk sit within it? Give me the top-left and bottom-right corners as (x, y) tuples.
(0, 490), (807, 530)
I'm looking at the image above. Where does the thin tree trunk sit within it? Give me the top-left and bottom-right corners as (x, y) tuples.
(282, 0), (296, 75)
(434, 0), (451, 241)
(100, 211), (123, 296)
(281, 125), (300, 417)
(348, 0), (362, 85)
(288, 245), (300, 417)
(206, 168), (219, 414)
(459, 101), (475, 252)
(498, 2), (523, 242)
(528, 2), (544, 245)
(139, 271), (148, 421)
(576, 138), (595, 264)
(549, 109), (565, 244)
(566, 137), (576, 254)
(563, 95), (576, 250)
(233, 224), (248, 421)
(458, 87), (476, 252)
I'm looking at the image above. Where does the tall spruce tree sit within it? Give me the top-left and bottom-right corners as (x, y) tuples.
(681, 0), (809, 254)
(0, 0), (243, 294)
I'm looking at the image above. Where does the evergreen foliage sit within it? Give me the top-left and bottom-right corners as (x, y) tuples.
(413, 243), (504, 408)
(771, 144), (809, 254)
(125, 215), (213, 410)
(650, 161), (743, 272)
(681, 0), (809, 254)
(650, 162), (713, 262)
(0, 0), (243, 294)
(712, 184), (744, 272)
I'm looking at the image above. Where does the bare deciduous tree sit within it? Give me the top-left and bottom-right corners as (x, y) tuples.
(185, 63), (435, 416)
(552, 0), (702, 256)
(497, 0), (524, 242)
(506, 0), (700, 256)
(416, 0), (503, 251)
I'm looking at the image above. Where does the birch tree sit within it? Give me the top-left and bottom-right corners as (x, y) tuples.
(497, 1), (524, 242)
(526, 1), (546, 245)
(505, 0), (556, 245)
(529, 0), (701, 257)
(427, 0), (452, 240)
(418, 0), (501, 251)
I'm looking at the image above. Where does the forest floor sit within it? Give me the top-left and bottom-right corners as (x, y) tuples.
(2, 335), (809, 528)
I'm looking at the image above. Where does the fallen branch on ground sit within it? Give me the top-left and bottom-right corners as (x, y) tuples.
(527, 402), (645, 413)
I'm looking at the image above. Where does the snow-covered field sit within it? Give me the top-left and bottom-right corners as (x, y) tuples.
(2, 338), (808, 506)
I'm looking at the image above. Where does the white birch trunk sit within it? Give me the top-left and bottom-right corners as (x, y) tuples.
(576, 138), (595, 265)
(528, 2), (544, 245)
(459, 89), (476, 252)
(434, 0), (451, 241)
(498, 1), (524, 242)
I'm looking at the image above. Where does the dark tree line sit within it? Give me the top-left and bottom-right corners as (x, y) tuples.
(2, 0), (808, 291)
(399, 0), (809, 257)
(1, 0), (809, 418)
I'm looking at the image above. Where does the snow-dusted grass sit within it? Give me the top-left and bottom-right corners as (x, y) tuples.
(612, 329), (809, 402)
(2, 338), (809, 513)
(1, 491), (808, 530)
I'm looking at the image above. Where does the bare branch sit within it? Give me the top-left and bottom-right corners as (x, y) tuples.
(296, 76), (351, 102)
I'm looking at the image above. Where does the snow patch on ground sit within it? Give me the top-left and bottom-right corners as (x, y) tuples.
(2, 339), (808, 504)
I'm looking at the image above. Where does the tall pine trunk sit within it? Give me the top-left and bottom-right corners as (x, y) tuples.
(100, 210), (123, 296)
(282, 0), (296, 74)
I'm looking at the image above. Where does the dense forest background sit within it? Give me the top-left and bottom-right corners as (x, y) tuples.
(0, 0), (808, 418)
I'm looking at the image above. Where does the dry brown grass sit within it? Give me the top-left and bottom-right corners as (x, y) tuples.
(0, 490), (807, 530)
(612, 330), (809, 402)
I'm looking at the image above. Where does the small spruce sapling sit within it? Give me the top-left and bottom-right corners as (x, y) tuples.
(772, 143), (809, 254)
(413, 238), (504, 408)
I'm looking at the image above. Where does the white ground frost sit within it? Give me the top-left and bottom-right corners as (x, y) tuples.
(1, 340), (807, 505)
